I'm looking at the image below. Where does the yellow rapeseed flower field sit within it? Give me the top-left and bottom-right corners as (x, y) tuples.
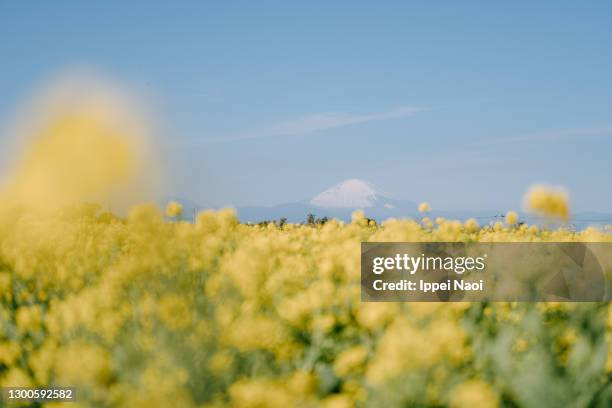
(0, 205), (611, 407)
(0, 80), (611, 407)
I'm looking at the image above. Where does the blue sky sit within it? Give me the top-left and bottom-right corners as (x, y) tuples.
(1, 1), (611, 212)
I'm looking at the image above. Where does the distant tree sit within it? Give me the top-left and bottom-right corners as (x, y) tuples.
(317, 216), (329, 225)
(279, 217), (287, 228)
(257, 219), (276, 227)
(307, 213), (316, 225)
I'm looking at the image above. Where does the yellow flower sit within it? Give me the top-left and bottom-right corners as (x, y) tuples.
(0, 78), (153, 213)
(356, 303), (398, 331)
(223, 315), (288, 353)
(157, 294), (191, 330)
(351, 210), (367, 226)
(0, 367), (33, 388)
(449, 379), (499, 408)
(208, 351), (233, 375)
(54, 343), (112, 385)
(524, 184), (570, 220)
(334, 346), (368, 377)
(165, 201), (184, 218)
(464, 218), (479, 233)
(229, 379), (295, 408)
(366, 317), (467, 385)
(287, 370), (317, 395)
(16, 304), (42, 332)
(505, 210), (519, 225)
(320, 394), (354, 408)
(311, 314), (336, 333)
(0, 341), (21, 366)
(0, 272), (11, 300)
(418, 202), (431, 213)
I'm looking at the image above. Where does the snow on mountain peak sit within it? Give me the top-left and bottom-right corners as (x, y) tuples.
(309, 179), (380, 208)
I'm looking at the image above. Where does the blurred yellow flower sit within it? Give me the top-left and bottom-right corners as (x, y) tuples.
(464, 218), (479, 233)
(418, 202), (431, 213)
(320, 394), (354, 408)
(0, 341), (21, 366)
(0, 367), (33, 388)
(505, 210), (519, 225)
(333, 345), (368, 377)
(16, 304), (42, 332)
(449, 379), (499, 408)
(157, 294), (191, 330)
(524, 184), (570, 220)
(351, 209), (367, 226)
(165, 201), (184, 218)
(229, 379), (295, 408)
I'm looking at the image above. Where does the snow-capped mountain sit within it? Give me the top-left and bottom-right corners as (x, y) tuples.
(237, 179), (417, 223)
(310, 179), (381, 208)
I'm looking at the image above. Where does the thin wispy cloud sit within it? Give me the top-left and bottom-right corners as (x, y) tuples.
(473, 126), (612, 147)
(199, 106), (422, 144)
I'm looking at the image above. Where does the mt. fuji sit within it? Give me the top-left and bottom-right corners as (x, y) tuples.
(310, 179), (384, 208)
(236, 179), (417, 223)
